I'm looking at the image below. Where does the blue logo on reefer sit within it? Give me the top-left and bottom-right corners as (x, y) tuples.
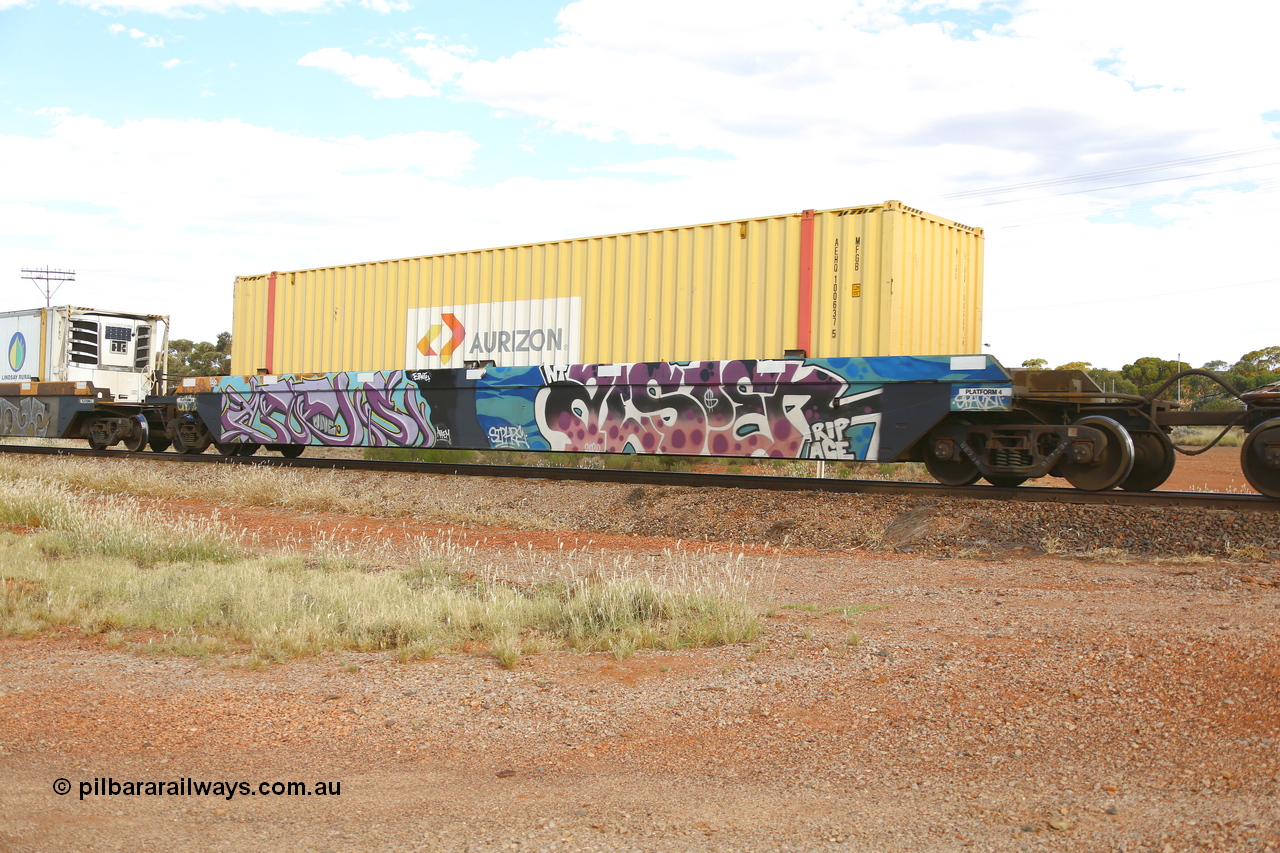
(8, 332), (25, 372)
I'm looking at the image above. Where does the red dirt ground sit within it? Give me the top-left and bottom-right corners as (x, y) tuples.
(1, 444), (1276, 852)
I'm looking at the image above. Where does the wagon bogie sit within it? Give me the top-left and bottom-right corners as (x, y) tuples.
(83, 412), (151, 452)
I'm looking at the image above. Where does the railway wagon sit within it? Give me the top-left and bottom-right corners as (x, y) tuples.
(0, 306), (169, 451)
(5, 348), (1276, 497)
(230, 200), (983, 376)
(163, 357), (1280, 498)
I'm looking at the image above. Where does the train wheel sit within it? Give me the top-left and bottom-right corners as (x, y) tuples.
(279, 444), (306, 458)
(1058, 416), (1134, 491)
(87, 435), (111, 451)
(923, 432), (981, 486)
(148, 437), (171, 452)
(238, 442), (260, 457)
(215, 443), (239, 456)
(1240, 418), (1280, 499)
(984, 476), (1027, 488)
(122, 415), (150, 453)
(1120, 432), (1176, 492)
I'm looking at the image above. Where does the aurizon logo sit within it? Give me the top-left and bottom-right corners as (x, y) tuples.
(8, 332), (25, 372)
(416, 313), (465, 362)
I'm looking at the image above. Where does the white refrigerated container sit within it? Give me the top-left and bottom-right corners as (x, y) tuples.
(0, 306), (169, 401)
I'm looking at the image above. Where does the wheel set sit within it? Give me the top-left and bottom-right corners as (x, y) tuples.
(1240, 418), (1280, 499)
(924, 416), (1183, 494)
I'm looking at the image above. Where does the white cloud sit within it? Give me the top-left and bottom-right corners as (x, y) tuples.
(0, 111), (480, 337)
(162, 58), (183, 68)
(416, 0), (1276, 191)
(402, 33), (474, 87)
(73, 0), (393, 13)
(359, 0), (411, 12)
(298, 47), (436, 98)
(353, 0), (1274, 368)
(108, 23), (164, 47)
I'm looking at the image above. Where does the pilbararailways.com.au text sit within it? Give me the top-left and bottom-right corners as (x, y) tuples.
(54, 777), (341, 801)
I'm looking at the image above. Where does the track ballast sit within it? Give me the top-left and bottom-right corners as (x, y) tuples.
(2, 444), (1273, 513)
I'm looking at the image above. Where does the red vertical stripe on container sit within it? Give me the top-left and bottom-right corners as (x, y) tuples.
(265, 272), (277, 374)
(796, 209), (815, 356)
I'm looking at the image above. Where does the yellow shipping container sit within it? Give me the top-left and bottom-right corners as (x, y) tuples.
(230, 200), (982, 376)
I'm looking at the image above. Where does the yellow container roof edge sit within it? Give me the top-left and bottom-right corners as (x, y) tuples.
(232, 201), (983, 281)
(879, 200), (984, 235)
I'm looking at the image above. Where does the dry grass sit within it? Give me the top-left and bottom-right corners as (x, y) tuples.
(1153, 553), (1216, 566)
(0, 455), (518, 530)
(0, 478), (241, 565)
(0, 455), (358, 513)
(1226, 543), (1266, 562)
(1172, 426), (1244, 448)
(1074, 547), (1133, 564)
(0, 481), (767, 666)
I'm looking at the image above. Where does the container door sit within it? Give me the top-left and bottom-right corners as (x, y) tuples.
(1, 312), (42, 382)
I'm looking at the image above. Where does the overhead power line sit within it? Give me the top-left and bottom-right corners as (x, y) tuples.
(974, 161), (1279, 207)
(21, 267), (75, 308)
(987, 276), (1279, 313)
(945, 143), (1280, 200)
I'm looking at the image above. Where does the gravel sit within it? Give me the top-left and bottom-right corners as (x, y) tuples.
(1, 458), (1278, 852)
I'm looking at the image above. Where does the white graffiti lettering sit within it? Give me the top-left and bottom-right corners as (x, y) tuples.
(487, 424), (530, 449)
(805, 414), (881, 460)
(541, 365), (572, 383)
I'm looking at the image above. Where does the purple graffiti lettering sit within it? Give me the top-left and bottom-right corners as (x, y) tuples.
(218, 371), (435, 448)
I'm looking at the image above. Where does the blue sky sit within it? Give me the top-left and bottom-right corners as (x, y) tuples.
(1, 0), (1277, 370)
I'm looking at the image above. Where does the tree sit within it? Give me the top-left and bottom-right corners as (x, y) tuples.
(1054, 361), (1093, 371)
(1021, 358), (1048, 370)
(1084, 367), (1139, 396)
(1235, 346), (1280, 375)
(1119, 357), (1189, 398)
(1180, 348), (1280, 409)
(168, 333), (231, 378)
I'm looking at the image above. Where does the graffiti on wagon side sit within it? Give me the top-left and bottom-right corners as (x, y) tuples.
(534, 360), (882, 460)
(217, 371), (436, 447)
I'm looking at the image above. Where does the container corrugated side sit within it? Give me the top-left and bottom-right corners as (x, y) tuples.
(231, 201), (982, 376)
(807, 202), (983, 359)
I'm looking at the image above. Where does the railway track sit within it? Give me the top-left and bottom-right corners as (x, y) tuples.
(2, 444), (1275, 513)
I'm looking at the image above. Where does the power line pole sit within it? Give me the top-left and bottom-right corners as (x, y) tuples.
(21, 267), (76, 308)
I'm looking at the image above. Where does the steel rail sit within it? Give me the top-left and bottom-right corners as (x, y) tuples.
(2, 444), (1276, 512)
